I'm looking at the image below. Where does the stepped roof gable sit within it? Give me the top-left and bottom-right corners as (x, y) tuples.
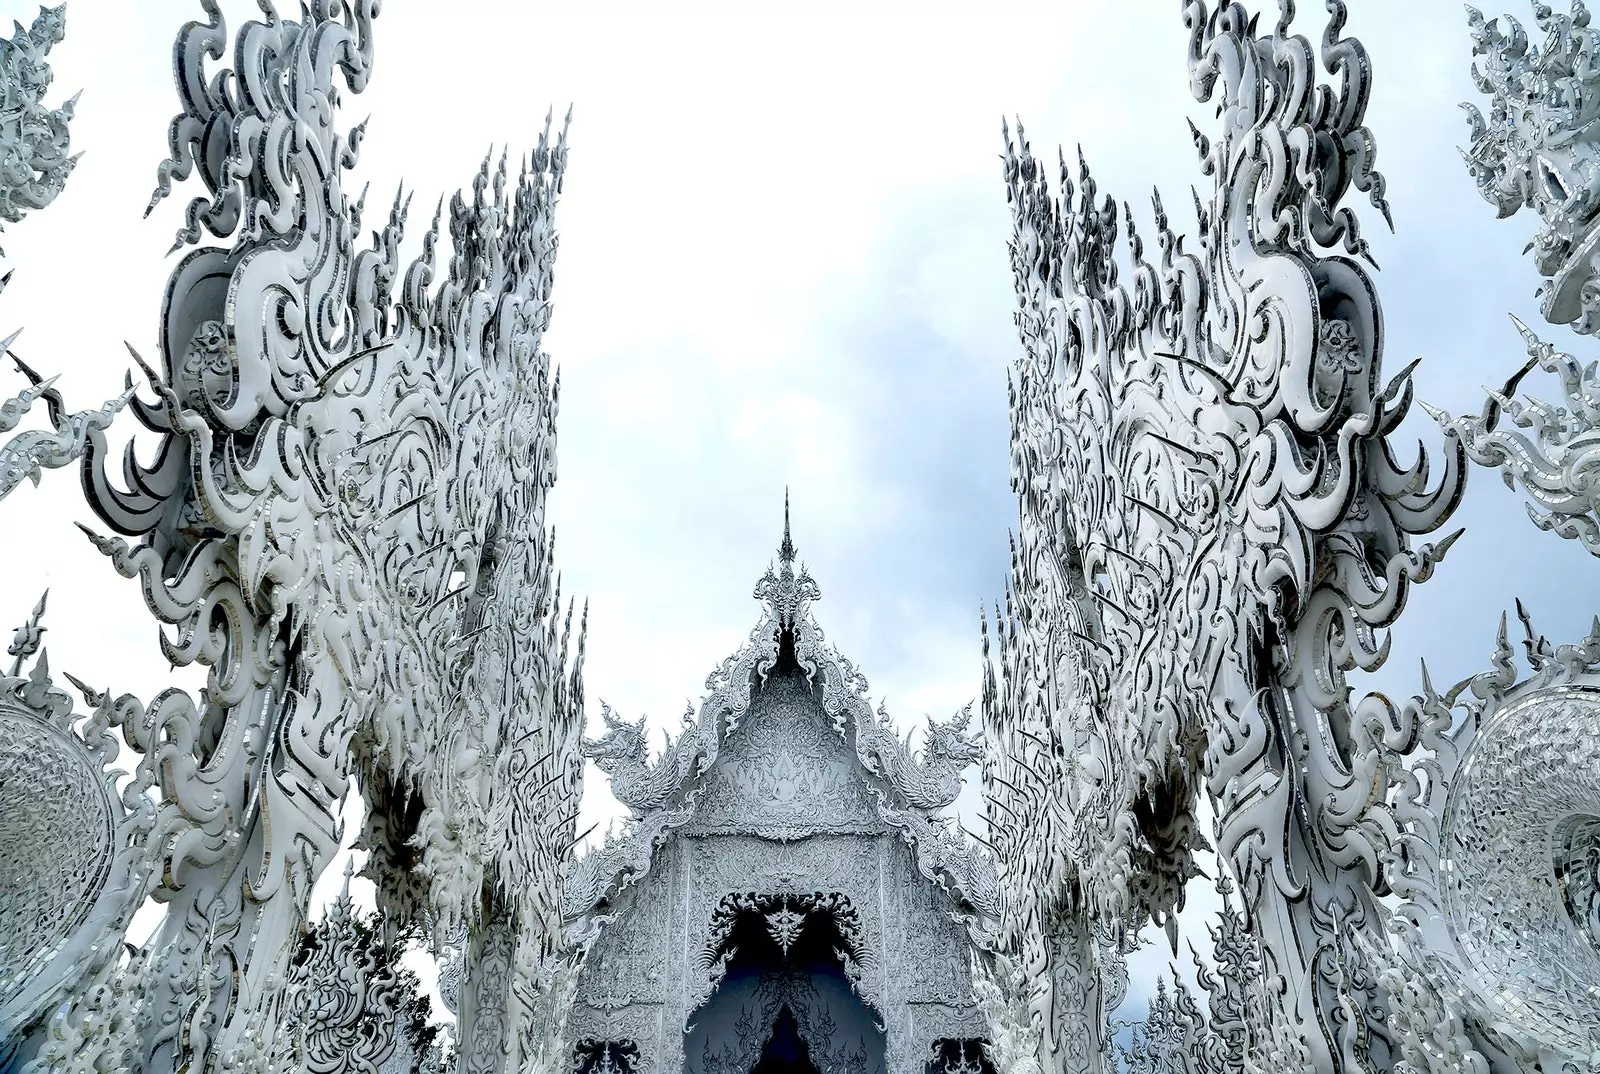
(563, 496), (1000, 930)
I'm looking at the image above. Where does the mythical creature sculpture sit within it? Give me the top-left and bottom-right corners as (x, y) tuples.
(1463, 1), (1600, 335)
(0, 5), (76, 246)
(584, 704), (685, 815)
(981, 2), (1466, 1069)
(876, 703), (983, 811)
(42, 2), (589, 1070)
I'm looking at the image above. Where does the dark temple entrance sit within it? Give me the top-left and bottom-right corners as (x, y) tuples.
(751, 1006), (816, 1074)
(684, 900), (886, 1074)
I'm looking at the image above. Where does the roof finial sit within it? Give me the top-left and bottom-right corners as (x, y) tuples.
(778, 487), (796, 568)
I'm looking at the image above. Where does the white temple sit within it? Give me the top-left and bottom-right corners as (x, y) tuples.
(4, 1), (1600, 1072)
(563, 504), (996, 1073)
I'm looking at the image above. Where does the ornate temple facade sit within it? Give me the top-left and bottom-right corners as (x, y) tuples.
(8, 2), (1600, 1072)
(561, 511), (1000, 1074)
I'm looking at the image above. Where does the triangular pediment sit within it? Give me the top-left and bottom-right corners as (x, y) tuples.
(564, 501), (999, 929)
(678, 668), (887, 839)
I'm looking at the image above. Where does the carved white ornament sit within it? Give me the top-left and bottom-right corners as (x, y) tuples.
(3, 1), (1600, 1072)
(14, 1), (589, 1070)
(980, 1), (1466, 1069)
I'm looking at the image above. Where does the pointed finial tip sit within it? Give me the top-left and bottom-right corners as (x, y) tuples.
(778, 488), (796, 566)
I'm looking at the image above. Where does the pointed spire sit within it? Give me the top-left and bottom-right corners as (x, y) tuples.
(752, 488), (820, 626)
(778, 487), (796, 568)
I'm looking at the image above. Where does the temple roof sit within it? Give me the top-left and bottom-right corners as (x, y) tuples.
(563, 498), (999, 932)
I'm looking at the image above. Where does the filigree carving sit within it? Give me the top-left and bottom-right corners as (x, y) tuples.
(575, 867), (668, 1012)
(981, 2), (1466, 1066)
(0, 597), (155, 1061)
(698, 892), (875, 1005)
(279, 865), (439, 1074)
(563, 1007), (659, 1074)
(763, 900), (806, 956)
(684, 675), (884, 840)
(697, 974), (876, 1074)
(1116, 874), (1308, 1074)
(1462, 1), (1600, 334)
(59, 1), (588, 1067)
(20, 0), (1600, 1070)
(571, 1040), (638, 1074)
(931, 1040), (991, 1074)
(0, 5), (76, 247)
(569, 514), (998, 928)
(1373, 610), (1600, 1070)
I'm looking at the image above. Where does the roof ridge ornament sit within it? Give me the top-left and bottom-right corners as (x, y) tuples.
(778, 486), (796, 567)
(753, 489), (820, 630)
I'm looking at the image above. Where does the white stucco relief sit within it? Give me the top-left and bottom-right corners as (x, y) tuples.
(565, 504), (996, 1074)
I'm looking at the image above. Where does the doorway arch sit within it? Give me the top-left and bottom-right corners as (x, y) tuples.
(685, 895), (886, 1074)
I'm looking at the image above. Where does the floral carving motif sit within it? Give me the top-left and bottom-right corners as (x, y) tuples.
(279, 866), (441, 1074)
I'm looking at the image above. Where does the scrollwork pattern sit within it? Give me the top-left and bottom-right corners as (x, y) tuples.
(0, 596), (157, 1065)
(0, 6), (75, 245)
(44, 1), (591, 1068)
(981, 1), (1466, 1067)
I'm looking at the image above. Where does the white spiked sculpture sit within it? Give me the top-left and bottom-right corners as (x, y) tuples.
(0, 8), (129, 505)
(976, 2), (1600, 1072)
(3, 1), (1600, 1072)
(13, 2), (586, 1071)
(980, 2), (1467, 1070)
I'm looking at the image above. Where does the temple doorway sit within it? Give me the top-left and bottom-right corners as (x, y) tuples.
(750, 1006), (814, 1074)
(684, 896), (886, 1074)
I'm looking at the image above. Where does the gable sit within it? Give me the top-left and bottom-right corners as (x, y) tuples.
(565, 510), (1000, 930)
(680, 671), (885, 839)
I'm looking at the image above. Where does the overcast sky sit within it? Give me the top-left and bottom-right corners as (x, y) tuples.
(2, 0), (1591, 1035)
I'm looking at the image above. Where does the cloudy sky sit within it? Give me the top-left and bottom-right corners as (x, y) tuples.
(2, 0), (1592, 1034)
